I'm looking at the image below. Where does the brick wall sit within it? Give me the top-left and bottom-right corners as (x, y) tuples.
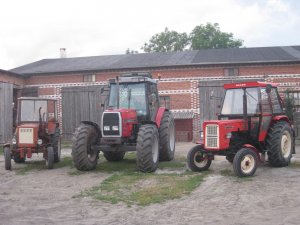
(0, 70), (25, 86)
(22, 63), (300, 141)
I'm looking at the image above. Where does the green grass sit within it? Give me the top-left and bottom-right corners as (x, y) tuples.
(15, 156), (73, 175)
(0, 146), (3, 155)
(61, 140), (72, 148)
(289, 161), (300, 168)
(76, 172), (205, 206)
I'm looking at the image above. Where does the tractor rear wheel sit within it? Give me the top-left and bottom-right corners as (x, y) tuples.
(187, 145), (212, 172)
(103, 151), (125, 161)
(266, 121), (293, 167)
(46, 146), (54, 169)
(136, 124), (159, 172)
(53, 129), (61, 163)
(159, 111), (175, 161)
(4, 147), (12, 170)
(233, 148), (258, 177)
(72, 124), (99, 171)
(13, 153), (25, 163)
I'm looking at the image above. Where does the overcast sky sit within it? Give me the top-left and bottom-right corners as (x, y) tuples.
(0, 0), (299, 70)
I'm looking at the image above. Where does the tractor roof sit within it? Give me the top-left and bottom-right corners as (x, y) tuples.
(109, 72), (157, 84)
(224, 81), (278, 89)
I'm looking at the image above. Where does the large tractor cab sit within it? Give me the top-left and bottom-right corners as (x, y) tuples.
(72, 72), (175, 172)
(4, 97), (61, 170)
(187, 81), (295, 177)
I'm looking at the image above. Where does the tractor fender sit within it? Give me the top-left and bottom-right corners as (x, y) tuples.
(80, 121), (102, 139)
(242, 144), (262, 163)
(155, 107), (167, 128)
(272, 115), (291, 125)
(3, 143), (10, 148)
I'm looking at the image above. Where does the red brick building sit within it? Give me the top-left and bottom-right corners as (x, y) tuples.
(2, 45), (300, 142)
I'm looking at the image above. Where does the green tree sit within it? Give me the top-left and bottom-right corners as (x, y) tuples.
(284, 89), (295, 122)
(190, 23), (243, 50)
(141, 27), (189, 53)
(125, 48), (138, 54)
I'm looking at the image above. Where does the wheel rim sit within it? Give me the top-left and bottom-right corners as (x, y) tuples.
(152, 135), (159, 163)
(169, 121), (175, 152)
(88, 147), (97, 161)
(281, 131), (292, 158)
(241, 154), (255, 174)
(193, 151), (208, 168)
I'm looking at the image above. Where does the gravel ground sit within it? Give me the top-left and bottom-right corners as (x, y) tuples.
(1, 143), (300, 225)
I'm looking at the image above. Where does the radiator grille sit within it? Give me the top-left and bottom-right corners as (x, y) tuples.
(102, 112), (121, 136)
(205, 124), (219, 148)
(19, 128), (34, 144)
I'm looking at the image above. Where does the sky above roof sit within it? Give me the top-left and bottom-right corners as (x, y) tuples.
(0, 0), (299, 70)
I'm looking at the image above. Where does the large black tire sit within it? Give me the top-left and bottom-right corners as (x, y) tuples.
(72, 124), (99, 171)
(266, 121), (293, 167)
(4, 147), (12, 170)
(136, 124), (159, 172)
(233, 148), (258, 177)
(13, 153), (25, 163)
(187, 145), (212, 172)
(103, 151), (125, 161)
(53, 129), (61, 163)
(159, 111), (176, 161)
(46, 146), (54, 169)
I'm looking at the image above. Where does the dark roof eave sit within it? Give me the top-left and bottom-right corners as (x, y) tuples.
(19, 60), (300, 76)
(0, 69), (24, 77)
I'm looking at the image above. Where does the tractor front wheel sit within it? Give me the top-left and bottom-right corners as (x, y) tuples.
(72, 124), (99, 171)
(103, 151), (125, 161)
(233, 148), (258, 177)
(4, 147), (12, 170)
(266, 121), (293, 167)
(136, 124), (159, 172)
(187, 145), (212, 172)
(159, 111), (176, 161)
(46, 146), (54, 169)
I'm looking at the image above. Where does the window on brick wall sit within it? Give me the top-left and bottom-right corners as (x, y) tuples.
(83, 74), (96, 82)
(159, 96), (170, 109)
(287, 91), (300, 109)
(224, 68), (239, 77)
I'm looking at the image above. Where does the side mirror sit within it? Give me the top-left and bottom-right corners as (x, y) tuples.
(266, 84), (272, 93)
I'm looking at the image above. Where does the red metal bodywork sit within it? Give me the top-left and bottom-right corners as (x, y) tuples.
(204, 119), (247, 150)
(155, 107), (166, 128)
(224, 81), (278, 89)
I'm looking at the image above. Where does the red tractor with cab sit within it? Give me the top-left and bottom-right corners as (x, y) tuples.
(187, 81), (295, 177)
(4, 97), (61, 170)
(72, 72), (175, 172)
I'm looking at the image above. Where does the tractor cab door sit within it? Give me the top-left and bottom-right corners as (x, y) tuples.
(258, 87), (273, 142)
(148, 83), (159, 122)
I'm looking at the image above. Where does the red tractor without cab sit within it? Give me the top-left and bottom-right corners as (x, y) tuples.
(72, 72), (175, 172)
(4, 97), (61, 170)
(187, 81), (296, 177)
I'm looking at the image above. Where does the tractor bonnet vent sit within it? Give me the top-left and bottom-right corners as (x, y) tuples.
(121, 72), (152, 78)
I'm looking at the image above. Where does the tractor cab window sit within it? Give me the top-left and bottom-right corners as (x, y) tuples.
(221, 89), (244, 115)
(246, 88), (259, 114)
(221, 88), (259, 115)
(270, 88), (283, 114)
(261, 88), (271, 113)
(109, 83), (147, 116)
(20, 100), (47, 122)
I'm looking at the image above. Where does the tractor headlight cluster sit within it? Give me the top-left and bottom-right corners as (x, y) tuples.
(226, 132), (232, 139)
(112, 126), (119, 131)
(37, 139), (43, 145)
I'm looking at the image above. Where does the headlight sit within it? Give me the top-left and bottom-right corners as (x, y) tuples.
(12, 137), (17, 145)
(200, 131), (204, 138)
(104, 126), (110, 131)
(226, 132), (232, 139)
(37, 139), (43, 145)
(112, 126), (119, 131)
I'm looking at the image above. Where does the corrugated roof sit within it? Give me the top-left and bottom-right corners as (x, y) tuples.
(10, 46), (300, 75)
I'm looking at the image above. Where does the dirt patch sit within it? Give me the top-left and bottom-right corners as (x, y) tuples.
(1, 143), (300, 224)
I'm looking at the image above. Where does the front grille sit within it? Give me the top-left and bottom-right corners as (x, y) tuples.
(205, 124), (219, 148)
(102, 112), (121, 136)
(19, 128), (34, 144)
